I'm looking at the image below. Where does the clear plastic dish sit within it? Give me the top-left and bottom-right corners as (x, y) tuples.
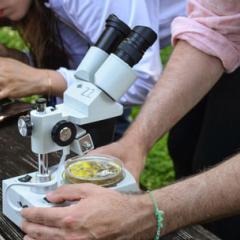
(64, 155), (124, 186)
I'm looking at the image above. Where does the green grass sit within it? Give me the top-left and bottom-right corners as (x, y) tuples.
(0, 27), (175, 190)
(161, 45), (173, 66)
(140, 135), (175, 190)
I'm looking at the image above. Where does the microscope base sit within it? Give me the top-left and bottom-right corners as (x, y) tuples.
(3, 167), (139, 228)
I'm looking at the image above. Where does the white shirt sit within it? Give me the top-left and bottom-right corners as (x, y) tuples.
(48, 0), (186, 106)
(159, 0), (186, 48)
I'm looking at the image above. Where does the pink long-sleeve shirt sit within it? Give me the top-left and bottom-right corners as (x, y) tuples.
(172, 0), (240, 73)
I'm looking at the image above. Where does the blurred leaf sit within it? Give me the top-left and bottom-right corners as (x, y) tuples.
(0, 27), (28, 50)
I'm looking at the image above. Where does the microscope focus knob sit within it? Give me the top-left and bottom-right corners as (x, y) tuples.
(36, 98), (47, 112)
(18, 115), (33, 137)
(52, 120), (77, 147)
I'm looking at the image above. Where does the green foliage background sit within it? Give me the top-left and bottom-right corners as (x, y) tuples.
(0, 27), (27, 50)
(0, 27), (175, 190)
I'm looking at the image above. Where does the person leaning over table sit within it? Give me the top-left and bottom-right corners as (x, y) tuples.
(20, 0), (240, 240)
(0, 0), (186, 139)
(166, 1), (240, 239)
(0, 0), (162, 141)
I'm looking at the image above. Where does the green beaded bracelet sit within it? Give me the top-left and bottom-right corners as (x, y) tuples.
(149, 191), (164, 240)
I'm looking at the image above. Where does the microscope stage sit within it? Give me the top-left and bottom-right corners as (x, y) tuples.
(2, 167), (139, 227)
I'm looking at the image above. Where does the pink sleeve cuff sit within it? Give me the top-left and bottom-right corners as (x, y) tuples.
(172, 16), (240, 73)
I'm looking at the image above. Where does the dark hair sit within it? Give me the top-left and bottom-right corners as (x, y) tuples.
(17, 0), (69, 69)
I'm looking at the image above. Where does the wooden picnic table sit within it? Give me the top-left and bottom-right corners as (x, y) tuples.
(0, 118), (221, 240)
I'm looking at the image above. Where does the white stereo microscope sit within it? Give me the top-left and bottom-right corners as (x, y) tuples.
(3, 15), (157, 227)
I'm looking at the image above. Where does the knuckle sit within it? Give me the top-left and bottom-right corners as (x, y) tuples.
(21, 221), (28, 233)
(62, 216), (78, 230)
(21, 222), (43, 240)
(32, 214), (44, 224)
(80, 183), (98, 193)
(29, 230), (42, 240)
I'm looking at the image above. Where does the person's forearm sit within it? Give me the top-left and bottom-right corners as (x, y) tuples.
(32, 69), (67, 98)
(124, 41), (224, 154)
(138, 153), (240, 236)
(0, 58), (68, 99)
(162, 155), (240, 234)
(47, 70), (67, 97)
(3, 47), (66, 94)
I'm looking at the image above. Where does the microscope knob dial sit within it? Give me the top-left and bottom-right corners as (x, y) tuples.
(18, 115), (33, 137)
(36, 98), (47, 112)
(52, 120), (77, 146)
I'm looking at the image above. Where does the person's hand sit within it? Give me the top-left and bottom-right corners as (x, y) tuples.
(21, 184), (154, 240)
(0, 57), (48, 99)
(90, 138), (147, 182)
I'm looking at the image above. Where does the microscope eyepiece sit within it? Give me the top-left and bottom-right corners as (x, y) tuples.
(106, 14), (131, 35)
(131, 26), (158, 52)
(114, 26), (157, 66)
(95, 14), (131, 54)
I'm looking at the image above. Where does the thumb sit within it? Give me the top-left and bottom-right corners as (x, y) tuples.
(46, 183), (103, 203)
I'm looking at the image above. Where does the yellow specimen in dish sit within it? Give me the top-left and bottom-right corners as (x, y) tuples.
(68, 160), (121, 179)
(69, 161), (98, 178)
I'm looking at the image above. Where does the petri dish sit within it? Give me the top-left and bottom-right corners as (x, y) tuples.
(64, 155), (124, 186)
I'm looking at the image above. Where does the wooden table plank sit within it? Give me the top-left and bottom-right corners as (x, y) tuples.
(164, 226), (221, 240)
(0, 119), (30, 239)
(0, 118), (60, 240)
(0, 118), (221, 240)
